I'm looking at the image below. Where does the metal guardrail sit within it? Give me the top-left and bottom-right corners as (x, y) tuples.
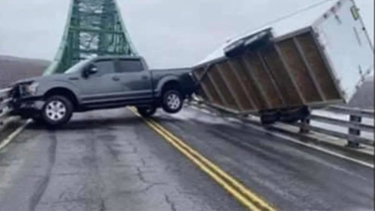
(188, 98), (374, 148)
(1, 87), (373, 149)
(298, 106), (374, 147)
(0, 88), (12, 127)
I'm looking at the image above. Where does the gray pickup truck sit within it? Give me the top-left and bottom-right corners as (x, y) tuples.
(9, 56), (195, 127)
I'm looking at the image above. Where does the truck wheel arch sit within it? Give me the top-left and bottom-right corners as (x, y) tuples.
(44, 87), (79, 109)
(155, 75), (179, 95)
(161, 80), (182, 95)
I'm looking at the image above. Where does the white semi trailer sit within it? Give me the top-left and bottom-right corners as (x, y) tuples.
(192, 0), (373, 124)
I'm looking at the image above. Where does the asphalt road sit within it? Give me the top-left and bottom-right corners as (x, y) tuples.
(157, 107), (374, 211)
(0, 109), (243, 211)
(0, 106), (373, 211)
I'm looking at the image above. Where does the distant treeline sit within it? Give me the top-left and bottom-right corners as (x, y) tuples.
(0, 55), (49, 88)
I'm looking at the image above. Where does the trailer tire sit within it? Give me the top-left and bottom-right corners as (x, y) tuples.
(280, 106), (310, 124)
(260, 113), (279, 125)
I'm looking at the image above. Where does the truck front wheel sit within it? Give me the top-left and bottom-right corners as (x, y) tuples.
(162, 90), (183, 114)
(41, 95), (73, 128)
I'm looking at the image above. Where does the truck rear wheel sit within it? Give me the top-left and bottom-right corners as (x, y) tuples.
(41, 95), (73, 128)
(137, 106), (156, 117)
(162, 90), (183, 114)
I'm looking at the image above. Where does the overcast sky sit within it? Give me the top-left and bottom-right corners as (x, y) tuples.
(0, 0), (373, 68)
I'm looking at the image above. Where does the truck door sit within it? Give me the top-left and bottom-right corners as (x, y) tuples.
(80, 59), (125, 105)
(115, 59), (153, 102)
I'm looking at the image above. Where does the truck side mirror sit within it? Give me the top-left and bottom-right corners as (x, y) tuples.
(88, 65), (98, 74)
(83, 64), (98, 78)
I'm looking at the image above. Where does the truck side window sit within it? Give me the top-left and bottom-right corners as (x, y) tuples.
(116, 60), (144, 73)
(93, 60), (116, 76)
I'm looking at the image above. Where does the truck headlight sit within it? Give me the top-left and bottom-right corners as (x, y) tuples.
(25, 82), (39, 95)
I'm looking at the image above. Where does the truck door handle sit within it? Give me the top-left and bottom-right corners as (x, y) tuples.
(142, 75), (149, 80)
(112, 76), (120, 81)
(69, 77), (79, 81)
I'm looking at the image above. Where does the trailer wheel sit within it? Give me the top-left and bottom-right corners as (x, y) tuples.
(280, 106), (310, 124)
(260, 113), (279, 125)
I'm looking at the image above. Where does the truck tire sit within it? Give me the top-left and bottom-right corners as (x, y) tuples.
(41, 95), (73, 128)
(137, 106), (156, 117)
(162, 90), (183, 114)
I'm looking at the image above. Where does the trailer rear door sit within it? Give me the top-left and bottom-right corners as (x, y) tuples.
(312, 0), (374, 102)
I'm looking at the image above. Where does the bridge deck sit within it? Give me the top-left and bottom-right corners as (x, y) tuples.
(0, 107), (372, 211)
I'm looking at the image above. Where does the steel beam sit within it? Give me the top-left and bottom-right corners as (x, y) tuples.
(293, 37), (326, 101)
(257, 52), (286, 106)
(216, 64), (243, 111)
(242, 57), (272, 109)
(274, 44), (306, 104)
(44, 0), (138, 75)
(227, 60), (257, 111)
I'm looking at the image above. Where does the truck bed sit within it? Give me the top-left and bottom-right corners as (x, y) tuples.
(149, 67), (196, 97)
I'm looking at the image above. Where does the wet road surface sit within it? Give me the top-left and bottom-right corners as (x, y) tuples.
(0, 109), (243, 211)
(0, 107), (373, 211)
(157, 107), (373, 211)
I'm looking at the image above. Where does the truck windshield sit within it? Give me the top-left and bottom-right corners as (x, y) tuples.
(64, 59), (91, 74)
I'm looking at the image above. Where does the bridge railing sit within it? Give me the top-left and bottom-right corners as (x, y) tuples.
(0, 88), (12, 128)
(298, 106), (374, 147)
(188, 98), (374, 148)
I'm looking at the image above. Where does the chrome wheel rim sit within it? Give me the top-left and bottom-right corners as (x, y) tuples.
(45, 101), (66, 121)
(167, 93), (181, 110)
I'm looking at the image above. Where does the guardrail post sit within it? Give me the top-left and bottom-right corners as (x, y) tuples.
(0, 109), (3, 126)
(347, 115), (361, 148)
(299, 118), (310, 134)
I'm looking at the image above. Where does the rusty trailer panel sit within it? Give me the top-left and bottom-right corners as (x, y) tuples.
(193, 29), (342, 114)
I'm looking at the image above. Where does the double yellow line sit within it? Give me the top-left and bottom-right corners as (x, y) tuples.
(130, 108), (277, 211)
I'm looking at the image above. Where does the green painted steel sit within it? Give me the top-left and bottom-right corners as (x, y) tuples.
(44, 0), (138, 75)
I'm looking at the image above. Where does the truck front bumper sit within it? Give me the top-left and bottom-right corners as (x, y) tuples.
(10, 96), (45, 118)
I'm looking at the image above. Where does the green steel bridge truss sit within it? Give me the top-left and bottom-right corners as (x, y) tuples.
(44, 0), (138, 75)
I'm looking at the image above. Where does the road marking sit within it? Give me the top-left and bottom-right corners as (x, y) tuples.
(0, 119), (31, 152)
(189, 105), (374, 169)
(130, 108), (277, 211)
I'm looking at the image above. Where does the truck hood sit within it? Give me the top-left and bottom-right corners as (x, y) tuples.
(12, 73), (76, 86)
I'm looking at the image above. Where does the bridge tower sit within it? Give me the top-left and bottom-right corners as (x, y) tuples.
(44, 0), (138, 75)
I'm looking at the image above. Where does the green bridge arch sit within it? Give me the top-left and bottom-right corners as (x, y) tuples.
(44, 0), (138, 75)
